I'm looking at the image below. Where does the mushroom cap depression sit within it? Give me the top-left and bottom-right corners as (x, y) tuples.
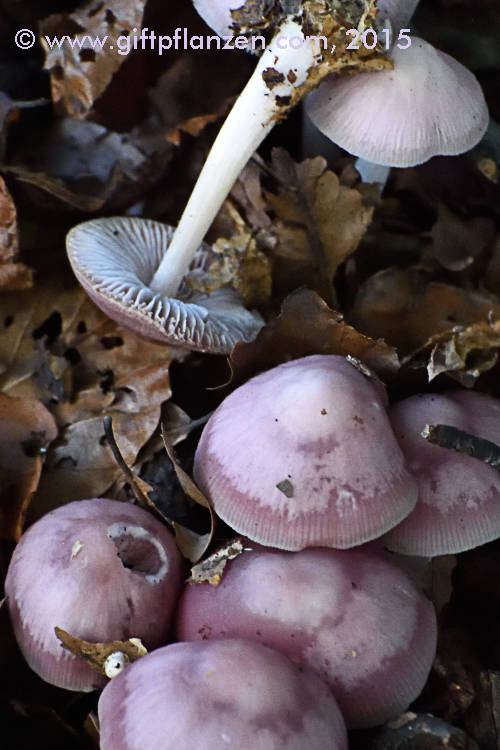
(177, 545), (437, 728)
(98, 639), (348, 750)
(5, 498), (183, 691)
(305, 37), (488, 167)
(194, 354), (417, 549)
(66, 217), (263, 354)
(383, 391), (500, 556)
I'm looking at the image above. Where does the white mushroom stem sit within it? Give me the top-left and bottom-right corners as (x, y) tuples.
(354, 157), (391, 189)
(149, 18), (317, 297)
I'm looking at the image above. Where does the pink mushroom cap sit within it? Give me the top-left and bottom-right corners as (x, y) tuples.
(305, 37), (488, 167)
(383, 391), (500, 556)
(194, 355), (417, 549)
(5, 498), (183, 691)
(98, 638), (348, 749)
(176, 545), (437, 728)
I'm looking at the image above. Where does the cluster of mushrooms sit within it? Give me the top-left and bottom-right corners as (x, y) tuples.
(6, 354), (500, 747)
(4, 0), (496, 748)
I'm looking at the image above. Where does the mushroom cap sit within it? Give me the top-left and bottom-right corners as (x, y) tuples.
(193, 354), (417, 550)
(305, 37), (489, 167)
(383, 391), (500, 556)
(5, 498), (183, 691)
(193, 0), (246, 38)
(177, 546), (437, 728)
(98, 638), (348, 750)
(66, 217), (263, 354)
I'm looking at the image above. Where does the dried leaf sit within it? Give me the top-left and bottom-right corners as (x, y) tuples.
(40, 0), (146, 117)
(188, 539), (245, 586)
(350, 266), (500, 355)
(0, 177), (33, 291)
(5, 118), (171, 214)
(424, 555), (458, 617)
(55, 627), (146, 677)
(0, 394), (57, 540)
(187, 202), (271, 306)
(161, 428), (214, 563)
(419, 319), (500, 384)
(430, 202), (495, 272)
(228, 288), (399, 387)
(265, 149), (373, 303)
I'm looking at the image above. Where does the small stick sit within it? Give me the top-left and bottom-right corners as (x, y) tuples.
(422, 423), (500, 472)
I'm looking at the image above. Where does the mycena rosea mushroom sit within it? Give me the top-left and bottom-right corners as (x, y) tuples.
(66, 216), (263, 354)
(177, 545), (438, 728)
(98, 638), (348, 749)
(5, 498), (182, 691)
(67, 3), (391, 349)
(194, 354), (417, 549)
(383, 391), (500, 556)
(305, 1), (489, 167)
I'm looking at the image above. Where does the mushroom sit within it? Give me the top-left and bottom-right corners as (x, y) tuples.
(134, 1), (388, 298)
(66, 216), (263, 354)
(177, 545), (437, 728)
(5, 498), (183, 691)
(305, 0), (488, 167)
(194, 354), (418, 549)
(382, 391), (500, 556)
(98, 638), (348, 749)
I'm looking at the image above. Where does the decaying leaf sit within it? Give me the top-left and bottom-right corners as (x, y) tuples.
(424, 555), (458, 617)
(102, 418), (213, 564)
(0, 280), (183, 519)
(5, 117), (172, 214)
(429, 202), (495, 272)
(265, 149), (373, 303)
(422, 318), (500, 384)
(0, 394), (57, 540)
(188, 539), (246, 586)
(161, 428), (214, 563)
(40, 0), (146, 117)
(0, 177), (33, 291)
(350, 266), (500, 355)
(55, 627), (146, 677)
(186, 202), (272, 306)
(228, 288), (399, 387)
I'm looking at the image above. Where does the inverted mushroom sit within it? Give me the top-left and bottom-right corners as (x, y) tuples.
(141, 1), (389, 298)
(194, 354), (417, 549)
(98, 639), (348, 749)
(177, 545), (437, 728)
(66, 216), (263, 354)
(383, 391), (500, 556)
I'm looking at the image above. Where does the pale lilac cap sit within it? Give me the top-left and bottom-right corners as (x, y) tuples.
(383, 392), (500, 555)
(177, 545), (437, 728)
(5, 498), (183, 691)
(194, 355), (417, 549)
(305, 37), (489, 167)
(98, 639), (348, 749)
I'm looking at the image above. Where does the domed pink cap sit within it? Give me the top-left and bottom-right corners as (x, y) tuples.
(98, 639), (348, 749)
(383, 391), (500, 555)
(5, 498), (183, 690)
(177, 545), (437, 728)
(194, 355), (417, 549)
